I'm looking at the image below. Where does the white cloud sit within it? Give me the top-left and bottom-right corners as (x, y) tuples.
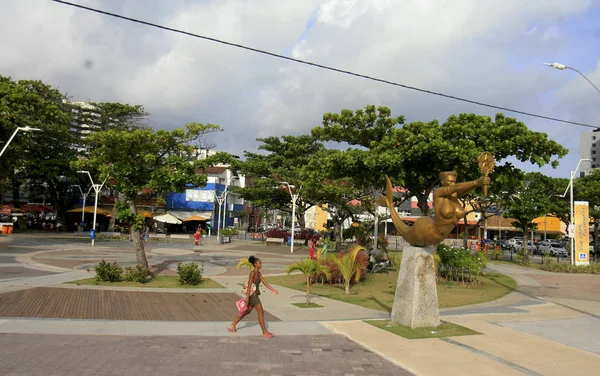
(0, 0), (599, 177)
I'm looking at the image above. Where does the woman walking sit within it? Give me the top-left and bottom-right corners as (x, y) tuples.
(228, 255), (279, 338)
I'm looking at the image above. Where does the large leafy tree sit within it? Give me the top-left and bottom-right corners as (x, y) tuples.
(502, 172), (555, 253)
(0, 76), (75, 210)
(236, 135), (324, 229)
(73, 122), (226, 268)
(575, 170), (600, 249)
(381, 112), (568, 215)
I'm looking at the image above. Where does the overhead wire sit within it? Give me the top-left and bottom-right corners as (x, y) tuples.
(51, 0), (598, 129)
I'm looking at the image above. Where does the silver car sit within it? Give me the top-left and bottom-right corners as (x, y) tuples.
(547, 243), (568, 257)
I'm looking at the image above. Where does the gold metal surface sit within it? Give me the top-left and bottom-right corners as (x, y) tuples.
(378, 167), (491, 247)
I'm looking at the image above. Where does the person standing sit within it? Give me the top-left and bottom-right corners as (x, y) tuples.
(194, 227), (201, 246)
(228, 256), (279, 338)
(309, 236), (317, 260)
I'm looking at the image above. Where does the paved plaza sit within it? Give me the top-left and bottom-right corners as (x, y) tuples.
(1, 233), (600, 375)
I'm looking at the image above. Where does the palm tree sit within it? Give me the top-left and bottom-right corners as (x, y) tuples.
(286, 258), (331, 305)
(236, 257), (254, 271)
(331, 246), (366, 295)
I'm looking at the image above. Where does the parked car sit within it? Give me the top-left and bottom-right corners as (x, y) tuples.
(546, 243), (568, 257)
(537, 240), (562, 255)
(503, 237), (524, 250)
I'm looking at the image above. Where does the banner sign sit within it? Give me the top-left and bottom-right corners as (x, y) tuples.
(573, 201), (590, 266)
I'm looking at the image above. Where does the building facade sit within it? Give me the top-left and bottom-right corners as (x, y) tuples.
(580, 129), (600, 176)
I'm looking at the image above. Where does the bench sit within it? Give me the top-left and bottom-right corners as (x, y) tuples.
(150, 233), (167, 242)
(169, 234), (192, 243)
(265, 237), (285, 246)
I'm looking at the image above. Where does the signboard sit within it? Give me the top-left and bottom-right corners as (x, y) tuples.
(1, 208), (10, 215)
(233, 217), (238, 224)
(185, 189), (213, 202)
(573, 201), (590, 266)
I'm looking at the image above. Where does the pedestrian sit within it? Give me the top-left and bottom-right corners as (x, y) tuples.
(144, 225), (150, 243)
(194, 227), (201, 246)
(228, 256), (279, 338)
(309, 236), (317, 260)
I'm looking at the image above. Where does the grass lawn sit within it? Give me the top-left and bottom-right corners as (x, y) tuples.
(292, 302), (324, 308)
(489, 259), (543, 270)
(66, 275), (224, 289)
(266, 272), (516, 312)
(366, 320), (480, 339)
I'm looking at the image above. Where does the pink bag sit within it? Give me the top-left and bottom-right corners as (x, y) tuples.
(236, 298), (248, 315)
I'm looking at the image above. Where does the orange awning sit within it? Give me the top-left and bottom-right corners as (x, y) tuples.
(183, 215), (208, 222)
(67, 207), (112, 217)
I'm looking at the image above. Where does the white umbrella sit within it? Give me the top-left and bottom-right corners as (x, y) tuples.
(153, 213), (182, 225)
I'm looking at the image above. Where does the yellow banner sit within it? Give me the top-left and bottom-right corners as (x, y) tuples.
(573, 201), (590, 266)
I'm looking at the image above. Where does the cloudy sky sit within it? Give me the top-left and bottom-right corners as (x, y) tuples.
(1, 0), (599, 178)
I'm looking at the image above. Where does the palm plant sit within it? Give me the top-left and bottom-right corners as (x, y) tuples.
(286, 258), (331, 304)
(331, 246), (366, 295)
(236, 257), (254, 271)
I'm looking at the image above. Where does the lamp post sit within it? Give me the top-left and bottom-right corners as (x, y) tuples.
(543, 62), (600, 94)
(77, 171), (109, 246)
(562, 158), (592, 264)
(71, 184), (93, 224)
(0, 126), (42, 158)
(280, 182), (299, 253)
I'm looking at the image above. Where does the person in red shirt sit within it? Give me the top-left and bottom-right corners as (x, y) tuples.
(194, 227), (201, 246)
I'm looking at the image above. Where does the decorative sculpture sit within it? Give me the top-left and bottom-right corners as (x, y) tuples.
(378, 153), (494, 328)
(377, 155), (494, 247)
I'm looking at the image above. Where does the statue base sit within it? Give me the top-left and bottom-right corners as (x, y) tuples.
(390, 245), (440, 328)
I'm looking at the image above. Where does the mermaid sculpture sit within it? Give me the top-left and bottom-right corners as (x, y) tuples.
(377, 170), (491, 247)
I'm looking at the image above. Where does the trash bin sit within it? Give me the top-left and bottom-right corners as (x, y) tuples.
(219, 235), (224, 244)
(1, 225), (7, 234)
(90, 229), (96, 240)
(287, 236), (292, 246)
(7, 225), (12, 234)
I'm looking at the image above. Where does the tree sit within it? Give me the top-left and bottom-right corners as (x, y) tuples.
(331, 246), (366, 294)
(236, 135), (324, 229)
(502, 172), (554, 254)
(0, 76), (76, 209)
(575, 170), (600, 249)
(89, 102), (148, 131)
(381, 112), (568, 215)
(73, 122), (226, 268)
(286, 258), (331, 304)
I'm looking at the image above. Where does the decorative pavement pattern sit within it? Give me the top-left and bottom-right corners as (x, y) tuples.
(0, 333), (413, 376)
(0, 287), (280, 322)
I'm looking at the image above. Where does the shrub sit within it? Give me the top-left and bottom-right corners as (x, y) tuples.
(296, 229), (319, 241)
(311, 249), (368, 285)
(540, 263), (600, 274)
(177, 262), (204, 285)
(125, 264), (152, 283)
(436, 245), (486, 284)
(95, 259), (122, 282)
(264, 228), (289, 241)
(221, 227), (239, 236)
(515, 249), (530, 265)
(542, 253), (553, 265)
(491, 248), (504, 261)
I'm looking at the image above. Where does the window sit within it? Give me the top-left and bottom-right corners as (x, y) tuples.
(593, 150), (596, 154)
(593, 158), (597, 162)
(593, 136), (597, 140)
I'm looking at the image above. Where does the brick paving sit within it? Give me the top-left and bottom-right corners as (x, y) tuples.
(0, 287), (280, 322)
(0, 333), (412, 376)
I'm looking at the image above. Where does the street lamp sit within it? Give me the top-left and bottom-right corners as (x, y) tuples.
(77, 170), (109, 246)
(562, 158), (592, 265)
(280, 182), (300, 253)
(543, 62), (600, 94)
(0, 126), (42, 158)
(71, 184), (93, 225)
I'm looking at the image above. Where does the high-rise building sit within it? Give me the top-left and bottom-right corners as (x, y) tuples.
(64, 101), (102, 153)
(579, 129), (600, 176)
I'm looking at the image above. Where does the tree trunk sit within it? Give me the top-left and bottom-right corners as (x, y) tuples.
(334, 221), (342, 251)
(417, 194), (430, 216)
(306, 276), (310, 305)
(108, 194), (117, 232)
(296, 210), (306, 231)
(523, 222), (528, 253)
(462, 213), (469, 249)
(129, 200), (149, 268)
(344, 282), (350, 295)
(11, 179), (21, 208)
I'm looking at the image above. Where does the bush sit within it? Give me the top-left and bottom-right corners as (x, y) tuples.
(436, 245), (486, 284)
(177, 262), (204, 285)
(310, 250), (368, 285)
(221, 227), (239, 236)
(264, 228), (289, 241)
(515, 249), (530, 265)
(125, 264), (152, 283)
(540, 263), (600, 274)
(491, 248), (503, 261)
(95, 259), (122, 282)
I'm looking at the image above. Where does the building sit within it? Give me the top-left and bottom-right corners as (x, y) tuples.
(64, 101), (102, 153)
(579, 129), (600, 176)
(165, 152), (245, 229)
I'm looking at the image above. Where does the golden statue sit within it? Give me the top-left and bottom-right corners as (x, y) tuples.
(378, 153), (494, 247)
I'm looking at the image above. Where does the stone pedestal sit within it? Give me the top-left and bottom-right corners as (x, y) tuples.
(390, 245), (440, 328)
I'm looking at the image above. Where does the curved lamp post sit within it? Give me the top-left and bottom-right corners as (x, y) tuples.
(543, 62), (600, 94)
(280, 182), (300, 253)
(77, 170), (109, 246)
(0, 126), (42, 158)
